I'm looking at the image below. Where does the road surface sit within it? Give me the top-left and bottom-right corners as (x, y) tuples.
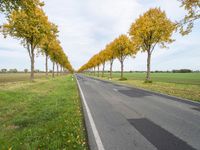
(76, 74), (200, 150)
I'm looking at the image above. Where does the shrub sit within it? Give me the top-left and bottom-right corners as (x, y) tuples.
(8, 69), (18, 73)
(1, 69), (7, 73)
(144, 80), (153, 83)
(172, 69), (192, 73)
(24, 69), (28, 73)
(119, 77), (127, 81)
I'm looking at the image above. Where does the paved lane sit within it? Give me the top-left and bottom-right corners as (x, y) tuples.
(76, 74), (200, 150)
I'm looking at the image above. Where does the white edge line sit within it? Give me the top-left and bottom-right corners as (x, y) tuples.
(113, 88), (118, 92)
(76, 75), (105, 150)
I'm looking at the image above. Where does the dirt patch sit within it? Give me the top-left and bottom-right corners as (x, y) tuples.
(6, 125), (20, 130)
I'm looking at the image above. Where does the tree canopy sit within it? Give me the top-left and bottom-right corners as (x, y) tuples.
(1, 0), (73, 80)
(129, 8), (175, 82)
(178, 0), (200, 35)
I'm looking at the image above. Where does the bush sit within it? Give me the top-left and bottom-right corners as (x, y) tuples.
(34, 69), (40, 73)
(8, 69), (18, 73)
(172, 69), (192, 73)
(144, 80), (153, 83)
(119, 77), (127, 81)
(24, 69), (28, 73)
(1, 69), (7, 73)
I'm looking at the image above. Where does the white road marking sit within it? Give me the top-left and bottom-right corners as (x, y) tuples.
(76, 75), (105, 150)
(113, 88), (118, 92)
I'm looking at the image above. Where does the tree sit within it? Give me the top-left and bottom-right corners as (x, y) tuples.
(3, 4), (51, 81)
(77, 36), (136, 79)
(113, 34), (135, 80)
(0, 0), (44, 14)
(48, 40), (73, 77)
(40, 23), (58, 78)
(93, 54), (101, 77)
(1, 0), (74, 77)
(1, 68), (7, 73)
(49, 41), (61, 78)
(129, 8), (175, 82)
(9, 68), (17, 73)
(78, 53), (101, 76)
(90, 55), (98, 76)
(24, 69), (28, 73)
(78, 36), (136, 79)
(98, 50), (108, 77)
(106, 42), (117, 79)
(178, 0), (200, 35)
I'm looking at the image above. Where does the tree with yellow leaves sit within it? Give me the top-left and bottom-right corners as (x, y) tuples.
(106, 41), (117, 79)
(49, 40), (62, 78)
(40, 23), (58, 78)
(0, 0), (43, 14)
(94, 55), (101, 77)
(113, 34), (134, 80)
(98, 50), (109, 77)
(129, 8), (175, 83)
(91, 54), (99, 76)
(3, 3), (51, 81)
(178, 0), (200, 35)
(1, 0), (73, 78)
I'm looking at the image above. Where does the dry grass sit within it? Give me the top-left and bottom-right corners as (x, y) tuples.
(0, 73), (48, 83)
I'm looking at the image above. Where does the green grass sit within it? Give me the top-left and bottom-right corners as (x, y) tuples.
(88, 72), (200, 102)
(102, 72), (200, 85)
(0, 75), (88, 150)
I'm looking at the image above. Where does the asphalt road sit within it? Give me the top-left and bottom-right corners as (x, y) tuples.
(76, 74), (200, 150)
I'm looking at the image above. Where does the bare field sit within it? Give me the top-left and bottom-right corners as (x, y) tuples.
(0, 73), (52, 83)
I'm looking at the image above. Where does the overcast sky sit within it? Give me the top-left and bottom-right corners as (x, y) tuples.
(0, 0), (199, 71)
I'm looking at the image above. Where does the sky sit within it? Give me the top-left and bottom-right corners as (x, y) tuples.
(0, 0), (199, 71)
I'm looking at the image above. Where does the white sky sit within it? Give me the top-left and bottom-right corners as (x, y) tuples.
(0, 0), (200, 71)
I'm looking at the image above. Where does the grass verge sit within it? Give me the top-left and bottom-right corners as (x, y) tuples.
(0, 75), (88, 150)
(87, 72), (200, 102)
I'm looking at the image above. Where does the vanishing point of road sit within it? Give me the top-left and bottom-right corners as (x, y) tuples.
(76, 74), (200, 150)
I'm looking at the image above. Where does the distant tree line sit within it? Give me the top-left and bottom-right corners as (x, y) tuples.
(172, 69), (192, 73)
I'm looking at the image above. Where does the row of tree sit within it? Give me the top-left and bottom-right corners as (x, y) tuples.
(78, 8), (175, 82)
(0, 68), (72, 73)
(78, 0), (199, 82)
(0, 0), (73, 81)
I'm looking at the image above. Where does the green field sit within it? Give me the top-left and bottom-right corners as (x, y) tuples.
(0, 75), (88, 150)
(89, 72), (200, 102)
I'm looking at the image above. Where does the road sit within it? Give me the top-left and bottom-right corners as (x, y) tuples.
(76, 74), (200, 150)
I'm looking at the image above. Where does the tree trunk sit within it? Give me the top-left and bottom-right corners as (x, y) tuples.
(102, 62), (105, 77)
(56, 64), (59, 76)
(110, 60), (113, 79)
(146, 51), (151, 82)
(120, 61), (124, 79)
(97, 65), (99, 77)
(94, 67), (96, 76)
(60, 66), (62, 75)
(45, 53), (48, 78)
(30, 47), (35, 81)
(52, 61), (55, 78)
